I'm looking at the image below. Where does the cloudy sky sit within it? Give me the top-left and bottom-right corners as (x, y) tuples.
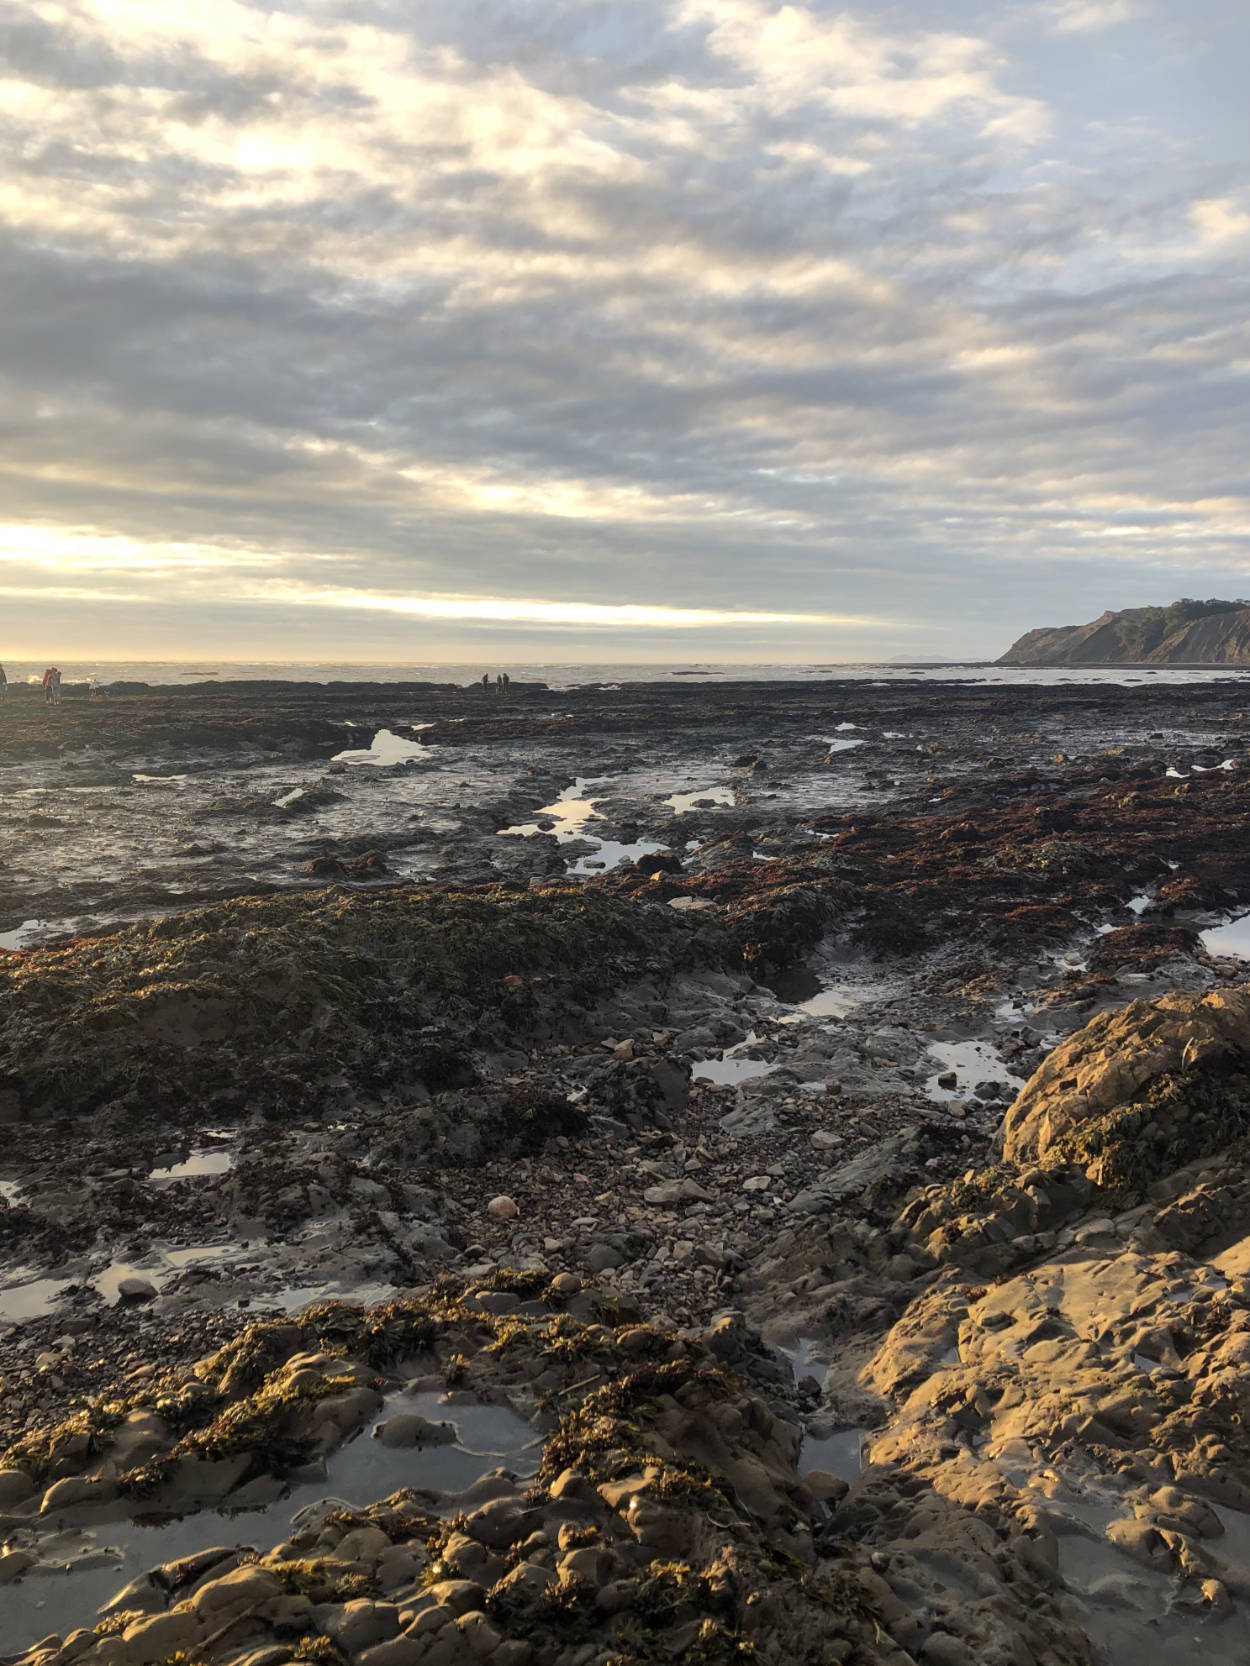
(1, 0), (1247, 664)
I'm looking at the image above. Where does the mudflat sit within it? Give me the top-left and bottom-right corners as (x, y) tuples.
(4, 675), (1250, 1664)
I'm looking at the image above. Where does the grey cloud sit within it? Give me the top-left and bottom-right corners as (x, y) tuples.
(0, 0), (1247, 657)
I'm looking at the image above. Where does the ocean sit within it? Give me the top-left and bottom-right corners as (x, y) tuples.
(4, 659), (1250, 689)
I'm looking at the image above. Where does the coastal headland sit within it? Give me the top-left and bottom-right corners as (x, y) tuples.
(4, 675), (1250, 1663)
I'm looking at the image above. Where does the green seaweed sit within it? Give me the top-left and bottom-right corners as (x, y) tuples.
(1050, 1066), (1250, 1196)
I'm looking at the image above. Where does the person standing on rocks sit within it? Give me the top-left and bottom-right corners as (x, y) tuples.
(495, 673), (504, 696)
(0, 663), (6, 700)
(42, 666), (55, 704)
(481, 672), (490, 694)
(502, 671), (511, 696)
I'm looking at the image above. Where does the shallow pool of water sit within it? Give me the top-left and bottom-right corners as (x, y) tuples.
(1202, 913), (1250, 959)
(332, 729), (429, 767)
(568, 838), (666, 875)
(0, 919), (58, 951)
(926, 1040), (1023, 1102)
(0, 1273), (76, 1325)
(500, 777), (609, 839)
(692, 1054), (776, 1086)
(665, 785), (735, 815)
(148, 1150), (236, 1184)
(5, 1392), (539, 1651)
(801, 1429), (865, 1480)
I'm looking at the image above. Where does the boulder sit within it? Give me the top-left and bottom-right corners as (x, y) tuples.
(1001, 984), (1250, 1187)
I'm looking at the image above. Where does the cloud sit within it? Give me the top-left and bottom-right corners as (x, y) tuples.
(0, 0), (1244, 659)
(1041, 0), (1144, 34)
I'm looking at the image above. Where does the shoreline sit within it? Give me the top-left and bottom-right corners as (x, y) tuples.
(3, 676), (1250, 1662)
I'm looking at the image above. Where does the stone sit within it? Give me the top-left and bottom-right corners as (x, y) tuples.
(358, 1640), (427, 1666)
(332, 1524), (395, 1562)
(492, 1646), (533, 1666)
(922, 1634), (975, 1666)
(99, 1573), (166, 1619)
(115, 1276), (158, 1302)
(584, 1242), (623, 1272)
(487, 1195), (520, 1220)
(0, 1469), (34, 1507)
(492, 1560), (557, 1602)
(462, 1497), (540, 1548)
(376, 1543), (430, 1589)
(456, 1611), (505, 1659)
(642, 1178), (712, 1205)
(550, 1272), (580, 1294)
(41, 1475), (117, 1512)
(188, 1564), (282, 1616)
(805, 1470), (849, 1503)
(324, 1599), (401, 1651)
(119, 1613), (203, 1665)
(374, 1412), (456, 1449)
(0, 1549), (33, 1582)
(421, 1579), (487, 1616)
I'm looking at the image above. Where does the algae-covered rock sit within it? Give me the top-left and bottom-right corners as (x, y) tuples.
(1001, 984), (1250, 1189)
(0, 884), (726, 1126)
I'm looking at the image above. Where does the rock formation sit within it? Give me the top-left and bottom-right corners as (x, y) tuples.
(998, 598), (1250, 665)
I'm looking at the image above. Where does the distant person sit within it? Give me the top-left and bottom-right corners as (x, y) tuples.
(502, 671), (511, 695)
(495, 673), (504, 696)
(89, 675), (104, 699)
(42, 667), (55, 704)
(51, 667), (61, 704)
(0, 664), (6, 700)
(481, 672), (490, 694)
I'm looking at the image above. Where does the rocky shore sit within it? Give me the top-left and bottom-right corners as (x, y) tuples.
(5, 675), (1250, 1664)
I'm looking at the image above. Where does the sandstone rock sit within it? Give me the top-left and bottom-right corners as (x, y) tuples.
(487, 1195), (520, 1220)
(0, 1469), (34, 1507)
(358, 1639), (427, 1666)
(421, 1578), (486, 1616)
(324, 1599), (401, 1651)
(119, 1612), (203, 1664)
(0, 1549), (33, 1582)
(373, 1412), (456, 1449)
(1001, 983), (1250, 1183)
(332, 1524), (394, 1563)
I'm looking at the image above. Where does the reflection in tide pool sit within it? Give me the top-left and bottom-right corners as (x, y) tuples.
(0, 1273), (75, 1325)
(148, 1149), (236, 1183)
(0, 919), (56, 951)
(801, 1428), (866, 1480)
(693, 1053), (776, 1086)
(332, 728), (429, 766)
(665, 785), (735, 814)
(3, 1390), (539, 1652)
(1202, 913), (1250, 960)
(501, 778), (666, 876)
(926, 1039), (1022, 1102)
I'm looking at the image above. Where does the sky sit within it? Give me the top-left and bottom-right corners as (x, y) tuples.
(0, 0), (1247, 663)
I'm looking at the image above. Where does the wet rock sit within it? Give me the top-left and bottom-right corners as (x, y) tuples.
(115, 1276), (157, 1303)
(1002, 983), (1250, 1189)
(324, 1599), (401, 1651)
(374, 1411), (457, 1450)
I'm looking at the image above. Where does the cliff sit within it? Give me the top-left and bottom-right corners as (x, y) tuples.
(998, 598), (1250, 665)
